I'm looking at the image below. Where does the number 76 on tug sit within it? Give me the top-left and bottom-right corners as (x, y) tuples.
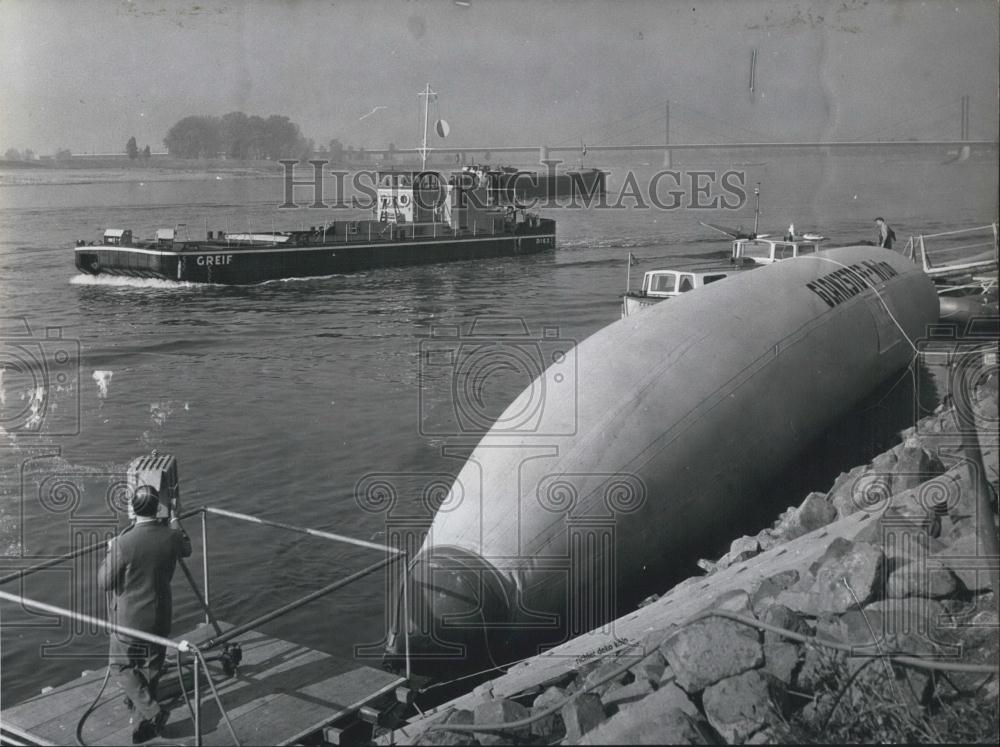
(74, 167), (556, 285)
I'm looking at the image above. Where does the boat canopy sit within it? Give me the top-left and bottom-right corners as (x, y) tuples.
(102, 228), (133, 246)
(734, 238), (819, 263)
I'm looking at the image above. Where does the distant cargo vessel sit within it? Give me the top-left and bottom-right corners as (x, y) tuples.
(482, 165), (606, 201)
(74, 169), (556, 284)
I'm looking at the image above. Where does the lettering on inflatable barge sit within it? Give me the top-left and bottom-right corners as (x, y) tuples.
(805, 260), (899, 309)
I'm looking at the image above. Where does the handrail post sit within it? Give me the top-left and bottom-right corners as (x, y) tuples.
(402, 556), (411, 681)
(194, 657), (202, 746)
(201, 509), (210, 626)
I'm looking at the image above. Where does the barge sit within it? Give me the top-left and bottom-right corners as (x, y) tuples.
(483, 165), (606, 202)
(74, 170), (555, 284)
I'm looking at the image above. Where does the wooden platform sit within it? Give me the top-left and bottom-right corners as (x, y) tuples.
(1, 622), (404, 746)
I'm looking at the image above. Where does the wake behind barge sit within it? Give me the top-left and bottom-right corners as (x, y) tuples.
(74, 169), (555, 284)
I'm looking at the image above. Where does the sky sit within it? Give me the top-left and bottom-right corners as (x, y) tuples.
(1, 0), (997, 155)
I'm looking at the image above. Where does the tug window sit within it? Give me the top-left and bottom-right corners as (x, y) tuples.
(776, 243), (797, 259)
(741, 240), (773, 261)
(703, 274), (727, 285)
(679, 277), (694, 292)
(649, 275), (676, 293)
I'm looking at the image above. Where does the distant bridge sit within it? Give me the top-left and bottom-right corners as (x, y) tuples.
(371, 140), (995, 161)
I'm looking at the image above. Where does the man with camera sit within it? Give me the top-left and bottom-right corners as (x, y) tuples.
(98, 485), (192, 743)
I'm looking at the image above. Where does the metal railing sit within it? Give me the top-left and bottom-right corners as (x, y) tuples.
(902, 222), (998, 278)
(0, 505), (411, 746)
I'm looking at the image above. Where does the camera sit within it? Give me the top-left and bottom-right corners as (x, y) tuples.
(914, 320), (998, 439)
(0, 319), (81, 436)
(126, 452), (181, 521)
(418, 317), (577, 437)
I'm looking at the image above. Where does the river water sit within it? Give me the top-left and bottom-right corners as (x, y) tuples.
(0, 151), (996, 702)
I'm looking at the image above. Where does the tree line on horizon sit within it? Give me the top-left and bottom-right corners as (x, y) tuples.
(164, 111), (340, 161)
(4, 110), (392, 164)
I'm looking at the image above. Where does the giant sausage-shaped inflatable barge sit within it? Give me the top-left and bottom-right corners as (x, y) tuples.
(385, 246), (939, 673)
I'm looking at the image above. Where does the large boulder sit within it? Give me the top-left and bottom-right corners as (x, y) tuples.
(717, 536), (763, 569)
(826, 445), (945, 520)
(702, 670), (788, 744)
(578, 707), (707, 745)
(860, 598), (955, 656)
(530, 686), (567, 741)
(776, 539), (885, 616)
(772, 492), (838, 542)
(472, 699), (530, 745)
(944, 603), (1000, 693)
(933, 531), (994, 593)
(751, 570), (801, 613)
(581, 658), (631, 697)
(662, 617), (763, 693)
(581, 682), (708, 744)
(628, 681), (701, 719)
(762, 641), (801, 686)
(419, 710), (479, 746)
(759, 603), (810, 644)
(629, 649), (667, 687)
(828, 464), (873, 519)
(601, 679), (653, 711)
(885, 564), (959, 600)
(890, 445), (945, 494)
(561, 693), (606, 742)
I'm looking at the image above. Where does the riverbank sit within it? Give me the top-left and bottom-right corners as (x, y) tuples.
(386, 343), (999, 745)
(0, 157), (288, 186)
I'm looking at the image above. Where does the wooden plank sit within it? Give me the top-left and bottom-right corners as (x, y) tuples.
(28, 636), (312, 744)
(2, 672), (112, 729)
(4, 622), (404, 747)
(101, 667), (402, 747)
(182, 667), (403, 747)
(0, 720), (60, 747)
(0, 624), (241, 736)
(0, 623), (238, 729)
(279, 669), (404, 747)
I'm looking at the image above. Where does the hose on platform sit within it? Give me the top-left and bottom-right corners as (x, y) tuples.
(74, 665), (113, 747)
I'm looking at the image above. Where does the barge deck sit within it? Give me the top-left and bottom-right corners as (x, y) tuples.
(1, 622), (403, 746)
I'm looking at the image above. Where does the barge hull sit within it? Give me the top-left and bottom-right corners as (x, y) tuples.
(75, 224), (555, 284)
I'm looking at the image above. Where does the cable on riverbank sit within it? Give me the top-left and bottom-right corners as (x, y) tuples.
(418, 608), (998, 740)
